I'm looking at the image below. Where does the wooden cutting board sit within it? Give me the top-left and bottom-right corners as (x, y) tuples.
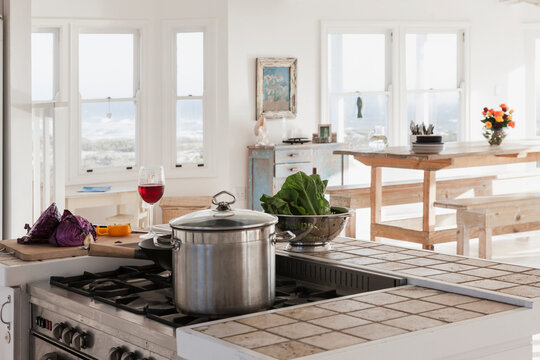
(0, 234), (145, 261)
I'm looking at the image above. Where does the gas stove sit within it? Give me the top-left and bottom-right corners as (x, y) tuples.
(28, 254), (406, 360)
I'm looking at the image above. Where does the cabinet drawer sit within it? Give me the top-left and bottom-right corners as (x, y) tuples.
(275, 149), (312, 164)
(275, 162), (312, 178)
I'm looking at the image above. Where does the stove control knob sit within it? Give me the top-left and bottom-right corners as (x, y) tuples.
(52, 323), (65, 340)
(72, 331), (88, 350)
(62, 327), (74, 344)
(108, 347), (124, 360)
(120, 352), (136, 360)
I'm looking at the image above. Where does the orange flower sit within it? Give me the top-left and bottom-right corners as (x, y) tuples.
(510, 109), (514, 114)
(485, 121), (492, 129)
(494, 111), (503, 117)
(487, 111), (492, 116)
(508, 115), (512, 121)
(482, 111), (487, 115)
(508, 121), (515, 128)
(500, 104), (508, 111)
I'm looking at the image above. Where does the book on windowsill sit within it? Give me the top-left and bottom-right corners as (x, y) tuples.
(77, 186), (112, 192)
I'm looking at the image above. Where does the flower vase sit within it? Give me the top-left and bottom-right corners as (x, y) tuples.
(483, 129), (506, 146)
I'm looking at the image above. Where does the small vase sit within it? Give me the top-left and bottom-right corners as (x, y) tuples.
(483, 129), (506, 146)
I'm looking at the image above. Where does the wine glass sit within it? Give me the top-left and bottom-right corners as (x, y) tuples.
(138, 166), (165, 245)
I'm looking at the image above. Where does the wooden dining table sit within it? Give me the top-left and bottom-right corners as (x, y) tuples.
(335, 139), (540, 250)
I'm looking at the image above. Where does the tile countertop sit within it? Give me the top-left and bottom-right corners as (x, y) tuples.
(176, 238), (540, 360)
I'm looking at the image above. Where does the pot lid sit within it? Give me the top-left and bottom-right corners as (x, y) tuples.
(169, 191), (278, 231)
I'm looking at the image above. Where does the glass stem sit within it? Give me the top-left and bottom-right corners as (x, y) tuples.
(149, 204), (154, 236)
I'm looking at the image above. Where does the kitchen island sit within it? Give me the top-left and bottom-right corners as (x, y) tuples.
(176, 238), (540, 360)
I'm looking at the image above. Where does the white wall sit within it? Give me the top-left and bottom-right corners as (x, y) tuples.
(26, 0), (540, 227)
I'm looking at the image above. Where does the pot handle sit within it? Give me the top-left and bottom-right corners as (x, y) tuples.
(273, 231), (296, 244)
(212, 191), (236, 211)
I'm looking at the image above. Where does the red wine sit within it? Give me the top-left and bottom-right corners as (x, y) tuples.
(138, 184), (165, 204)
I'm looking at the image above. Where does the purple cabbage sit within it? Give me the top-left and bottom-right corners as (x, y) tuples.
(17, 203), (61, 244)
(48, 209), (97, 247)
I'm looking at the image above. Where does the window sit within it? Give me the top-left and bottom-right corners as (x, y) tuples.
(77, 32), (139, 171)
(323, 24), (467, 146)
(176, 32), (204, 166)
(32, 32), (56, 101)
(31, 29), (60, 219)
(327, 33), (391, 147)
(406, 33), (463, 142)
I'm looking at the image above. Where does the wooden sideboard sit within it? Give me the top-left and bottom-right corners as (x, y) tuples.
(248, 143), (345, 211)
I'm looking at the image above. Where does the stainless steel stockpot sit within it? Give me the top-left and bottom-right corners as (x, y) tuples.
(169, 191), (293, 316)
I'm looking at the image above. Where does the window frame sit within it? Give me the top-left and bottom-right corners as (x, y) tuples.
(400, 26), (468, 144)
(71, 23), (143, 180)
(524, 25), (540, 137)
(161, 19), (218, 178)
(58, 20), (149, 185)
(321, 21), (470, 146)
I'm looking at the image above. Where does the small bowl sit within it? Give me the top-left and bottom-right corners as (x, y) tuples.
(416, 135), (442, 143)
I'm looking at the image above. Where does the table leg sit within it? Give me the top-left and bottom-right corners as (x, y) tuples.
(370, 167), (382, 242)
(479, 227), (493, 259)
(422, 170), (436, 250)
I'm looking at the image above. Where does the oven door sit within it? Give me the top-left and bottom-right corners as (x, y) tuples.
(30, 332), (94, 360)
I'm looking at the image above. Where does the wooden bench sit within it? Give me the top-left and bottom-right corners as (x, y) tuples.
(327, 175), (496, 238)
(434, 193), (540, 259)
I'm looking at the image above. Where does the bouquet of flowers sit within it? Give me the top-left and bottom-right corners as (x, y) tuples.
(481, 104), (514, 145)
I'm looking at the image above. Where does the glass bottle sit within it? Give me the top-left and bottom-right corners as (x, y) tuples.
(368, 126), (388, 151)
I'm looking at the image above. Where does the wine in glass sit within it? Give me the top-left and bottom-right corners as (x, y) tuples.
(138, 166), (165, 245)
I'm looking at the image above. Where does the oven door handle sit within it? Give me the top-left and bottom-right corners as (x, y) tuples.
(0, 295), (11, 331)
(40, 352), (58, 360)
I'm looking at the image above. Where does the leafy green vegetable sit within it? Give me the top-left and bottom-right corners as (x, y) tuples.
(260, 172), (331, 215)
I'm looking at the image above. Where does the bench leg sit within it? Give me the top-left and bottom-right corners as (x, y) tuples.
(370, 167), (382, 242)
(457, 224), (470, 257)
(479, 227), (493, 259)
(345, 210), (356, 238)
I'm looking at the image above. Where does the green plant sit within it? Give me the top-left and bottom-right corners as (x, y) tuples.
(260, 172), (331, 215)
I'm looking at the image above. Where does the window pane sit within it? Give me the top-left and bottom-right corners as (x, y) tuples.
(81, 101), (136, 169)
(79, 34), (134, 99)
(407, 92), (459, 142)
(406, 34), (457, 90)
(329, 95), (388, 148)
(32, 33), (55, 101)
(329, 34), (386, 93)
(536, 39), (540, 136)
(177, 32), (204, 96)
(177, 99), (204, 164)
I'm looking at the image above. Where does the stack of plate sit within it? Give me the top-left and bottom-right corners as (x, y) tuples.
(411, 142), (445, 154)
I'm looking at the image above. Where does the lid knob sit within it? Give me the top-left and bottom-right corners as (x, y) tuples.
(212, 191), (236, 212)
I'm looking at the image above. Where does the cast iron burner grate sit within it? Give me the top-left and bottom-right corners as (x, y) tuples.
(49, 264), (344, 328)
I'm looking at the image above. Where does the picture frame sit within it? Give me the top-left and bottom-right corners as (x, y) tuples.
(318, 124), (332, 140)
(256, 57), (297, 119)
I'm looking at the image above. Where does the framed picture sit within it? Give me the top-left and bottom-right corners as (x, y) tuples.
(318, 124), (332, 139)
(256, 57), (297, 119)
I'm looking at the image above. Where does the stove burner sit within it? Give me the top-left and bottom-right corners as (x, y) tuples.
(50, 265), (342, 328)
